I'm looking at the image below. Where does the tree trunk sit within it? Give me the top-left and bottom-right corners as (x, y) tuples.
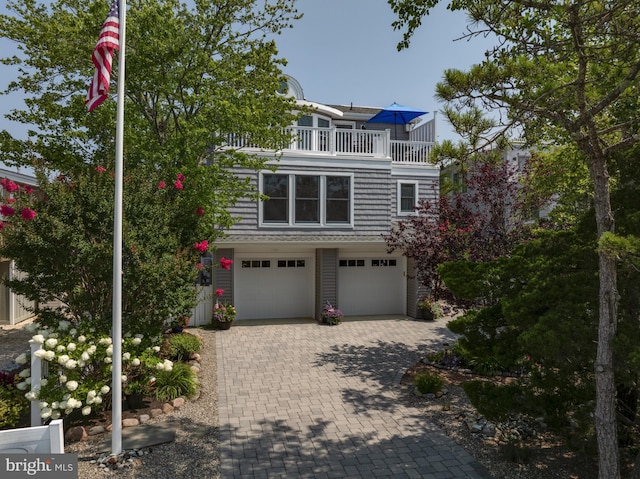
(589, 154), (620, 479)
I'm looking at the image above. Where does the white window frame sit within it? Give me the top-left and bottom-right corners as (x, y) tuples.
(259, 171), (354, 228)
(397, 180), (419, 215)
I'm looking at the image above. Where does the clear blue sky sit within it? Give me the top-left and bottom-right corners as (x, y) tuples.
(0, 0), (495, 142)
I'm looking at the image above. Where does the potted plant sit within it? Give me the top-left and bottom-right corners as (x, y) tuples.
(321, 302), (343, 325)
(212, 289), (236, 330)
(417, 295), (443, 320)
(169, 315), (190, 333)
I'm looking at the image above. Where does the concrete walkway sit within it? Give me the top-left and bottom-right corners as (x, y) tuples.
(217, 317), (493, 479)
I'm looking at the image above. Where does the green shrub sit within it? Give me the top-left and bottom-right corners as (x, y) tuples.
(167, 333), (202, 361)
(414, 372), (444, 394)
(0, 386), (27, 429)
(154, 363), (198, 402)
(463, 380), (527, 421)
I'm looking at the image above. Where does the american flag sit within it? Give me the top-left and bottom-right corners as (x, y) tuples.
(85, 1), (120, 112)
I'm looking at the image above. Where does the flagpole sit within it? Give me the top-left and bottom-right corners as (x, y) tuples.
(111, 0), (126, 455)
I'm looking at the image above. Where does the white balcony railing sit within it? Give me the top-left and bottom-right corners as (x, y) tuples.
(224, 126), (433, 164)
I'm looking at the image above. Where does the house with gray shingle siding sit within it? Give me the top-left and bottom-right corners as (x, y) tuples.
(194, 77), (438, 323)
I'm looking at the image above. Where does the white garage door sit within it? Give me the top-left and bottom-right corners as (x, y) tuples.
(337, 257), (405, 316)
(234, 256), (315, 320)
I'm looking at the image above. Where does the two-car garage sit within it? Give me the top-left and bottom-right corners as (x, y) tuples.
(231, 251), (406, 320)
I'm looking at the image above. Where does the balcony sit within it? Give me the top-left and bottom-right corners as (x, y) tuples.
(225, 126), (434, 164)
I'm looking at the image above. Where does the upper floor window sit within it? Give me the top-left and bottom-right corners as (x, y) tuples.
(261, 172), (353, 227)
(398, 181), (418, 214)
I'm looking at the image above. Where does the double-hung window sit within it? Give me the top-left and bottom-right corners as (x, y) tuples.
(398, 181), (418, 214)
(262, 172), (352, 227)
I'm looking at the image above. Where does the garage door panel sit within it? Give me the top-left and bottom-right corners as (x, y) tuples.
(235, 256), (314, 320)
(338, 258), (404, 315)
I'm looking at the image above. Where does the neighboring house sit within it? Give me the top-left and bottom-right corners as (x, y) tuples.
(440, 141), (555, 221)
(193, 77), (439, 323)
(0, 167), (37, 326)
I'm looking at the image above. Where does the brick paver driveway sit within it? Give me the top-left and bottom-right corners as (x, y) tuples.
(217, 317), (493, 478)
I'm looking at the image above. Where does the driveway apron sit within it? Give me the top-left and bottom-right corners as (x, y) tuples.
(217, 318), (493, 479)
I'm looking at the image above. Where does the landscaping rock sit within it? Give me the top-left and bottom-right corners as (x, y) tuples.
(88, 425), (106, 436)
(162, 403), (174, 414)
(65, 426), (87, 443)
(150, 408), (163, 418)
(172, 397), (185, 409)
(122, 418), (139, 428)
(139, 414), (150, 424)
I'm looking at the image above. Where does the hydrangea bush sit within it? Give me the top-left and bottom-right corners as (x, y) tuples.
(15, 320), (170, 421)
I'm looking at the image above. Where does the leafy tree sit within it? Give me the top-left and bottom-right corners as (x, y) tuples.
(0, 0), (300, 334)
(384, 159), (531, 299)
(388, 1), (640, 475)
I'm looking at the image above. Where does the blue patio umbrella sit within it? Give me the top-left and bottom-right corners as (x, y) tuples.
(366, 102), (427, 139)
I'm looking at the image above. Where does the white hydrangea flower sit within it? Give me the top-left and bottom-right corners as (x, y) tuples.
(69, 328), (77, 336)
(56, 345), (66, 353)
(58, 401), (67, 410)
(65, 359), (78, 369)
(18, 368), (30, 378)
(15, 353), (28, 364)
(104, 357), (112, 364)
(122, 352), (131, 361)
(43, 351), (55, 361)
(77, 335), (87, 344)
(152, 346), (160, 352)
(93, 396), (103, 405)
(77, 360), (86, 368)
(45, 338), (58, 348)
(131, 358), (140, 367)
(82, 406), (91, 416)
(65, 380), (78, 391)
(40, 378), (48, 387)
(156, 362), (165, 371)
(48, 333), (58, 339)
(67, 343), (77, 352)
(51, 401), (59, 410)
(59, 375), (67, 384)
(57, 354), (70, 365)
(101, 385), (110, 395)
(16, 381), (28, 391)
(25, 391), (38, 401)
(99, 337), (112, 346)
(121, 375), (128, 382)
(39, 401), (48, 409)
(64, 408), (73, 415)
(132, 337), (142, 345)
(32, 334), (45, 344)
(40, 408), (52, 419)
(33, 349), (47, 359)
(51, 410), (61, 420)
(81, 352), (90, 361)
(87, 345), (97, 355)
(67, 398), (82, 409)
(106, 346), (113, 356)
(163, 359), (173, 371)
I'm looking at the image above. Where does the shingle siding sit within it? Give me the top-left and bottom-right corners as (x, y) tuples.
(227, 164), (438, 238)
